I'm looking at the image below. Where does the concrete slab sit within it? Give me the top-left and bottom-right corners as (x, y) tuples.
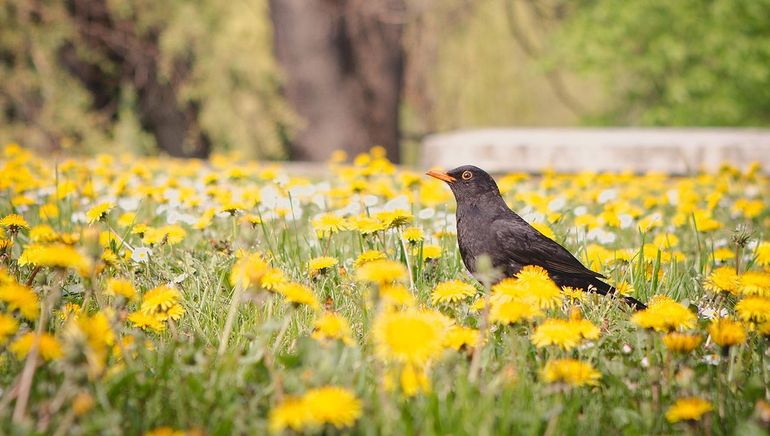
(420, 128), (770, 174)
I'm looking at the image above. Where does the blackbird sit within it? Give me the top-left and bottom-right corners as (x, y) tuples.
(427, 165), (646, 310)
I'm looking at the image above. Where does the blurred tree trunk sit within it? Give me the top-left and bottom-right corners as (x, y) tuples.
(60, 0), (211, 158)
(269, 0), (404, 162)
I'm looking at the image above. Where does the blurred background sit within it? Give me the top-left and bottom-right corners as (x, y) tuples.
(2, 0), (769, 164)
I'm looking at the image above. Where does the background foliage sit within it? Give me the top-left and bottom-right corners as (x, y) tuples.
(2, 0), (770, 159)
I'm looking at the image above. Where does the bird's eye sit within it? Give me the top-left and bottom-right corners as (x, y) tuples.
(461, 171), (473, 180)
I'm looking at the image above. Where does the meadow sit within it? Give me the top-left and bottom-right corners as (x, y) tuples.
(1, 143), (769, 435)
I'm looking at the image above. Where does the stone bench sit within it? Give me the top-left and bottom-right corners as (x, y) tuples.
(420, 128), (770, 174)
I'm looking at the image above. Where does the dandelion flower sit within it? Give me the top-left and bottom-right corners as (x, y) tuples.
(277, 282), (319, 309)
(380, 284), (415, 307)
(0, 313), (19, 344)
(375, 209), (413, 229)
(665, 397), (712, 423)
(0, 213), (29, 232)
(704, 267), (741, 295)
(736, 296), (770, 324)
(312, 312), (354, 345)
(541, 359), (600, 387)
(303, 386), (362, 429)
(128, 312), (166, 333)
(141, 285), (181, 315)
(86, 202), (115, 223)
(443, 325), (480, 351)
(373, 309), (448, 364)
(756, 242), (770, 267)
(561, 286), (587, 302)
(402, 226), (424, 243)
(398, 363), (431, 396)
(489, 299), (542, 325)
(708, 318), (746, 347)
(739, 271), (770, 297)
(356, 259), (407, 285)
(430, 280), (476, 305)
(106, 278), (137, 300)
(354, 250), (386, 268)
(309, 256), (338, 277)
(662, 332), (703, 354)
(261, 268), (287, 292)
(269, 396), (311, 433)
(421, 244), (442, 260)
(492, 266), (562, 309)
(229, 252), (269, 289)
(18, 243), (91, 274)
(0, 282), (40, 320)
(312, 213), (348, 237)
(631, 295), (696, 332)
(10, 332), (63, 361)
(531, 318), (598, 350)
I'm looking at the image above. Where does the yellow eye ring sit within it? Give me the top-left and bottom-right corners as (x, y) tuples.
(461, 171), (473, 180)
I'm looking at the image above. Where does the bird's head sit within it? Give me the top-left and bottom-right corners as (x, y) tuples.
(426, 165), (502, 201)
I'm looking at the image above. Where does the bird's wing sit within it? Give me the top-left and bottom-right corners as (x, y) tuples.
(491, 218), (606, 279)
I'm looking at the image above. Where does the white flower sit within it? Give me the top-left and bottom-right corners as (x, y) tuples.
(418, 208), (436, 220)
(131, 247), (152, 263)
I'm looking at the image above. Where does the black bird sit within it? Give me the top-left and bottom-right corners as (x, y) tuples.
(427, 165), (646, 310)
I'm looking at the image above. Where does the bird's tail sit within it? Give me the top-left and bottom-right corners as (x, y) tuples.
(589, 279), (647, 311)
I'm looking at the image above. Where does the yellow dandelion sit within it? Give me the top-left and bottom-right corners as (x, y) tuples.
(128, 312), (166, 333)
(312, 312), (354, 345)
(312, 213), (348, 237)
(277, 282), (319, 309)
(375, 209), (413, 229)
(489, 299), (542, 325)
(144, 427), (184, 436)
(0, 282), (40, 320)
(444, 325), (480, 351)
(303, 386), (362, 429)
(356, 259), (407, 285)
(106, 278), (137, 300)
(18, 243), (91, 274)
(541, 359), (600, 387)
(665, 397), (712, 423)
(631, 296), (696, 332)
(531, 318), (592, 350)
(740, 271), (770, 297)
(402, 226), (424, 243)
(492, 265), (563, 309)
(0, 312), (19, 344)
(229, 252), (269, 289)
(430, 280), (476, 305)
(0, 213), (29, 232)
(261, 268), (287, 292)
(86, 202), (115, 223)
(703, 267), (740, 295)
(662, 332), (703, 354)
(354, 250), (386, 268)
(269, 396), (311, 433)
(309, 256), (338, 276)
(380, 284), (415, 307)
(421, 244), (442, 260)
(373, 309), (448, 365)
(350, 215), (387, 235)
(561, 286), (587, 302)
(398, 363), (431, 397)
(736, 296), (770, 324)
(141, 285), (181, 315)
(708, 318), (746, 347)
(10, 332), (63, 361)
(756, 242), (770, 267)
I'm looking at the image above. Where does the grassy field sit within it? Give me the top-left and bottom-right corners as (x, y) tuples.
(1, 144), (769, 435)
